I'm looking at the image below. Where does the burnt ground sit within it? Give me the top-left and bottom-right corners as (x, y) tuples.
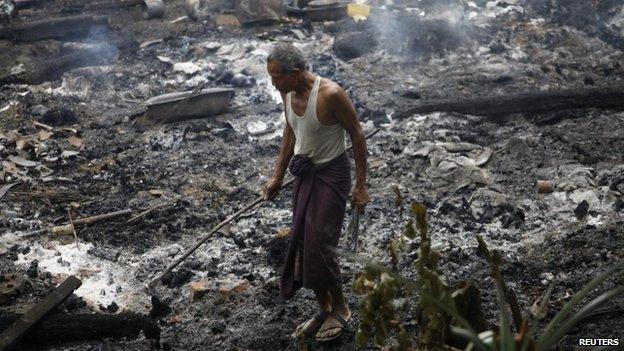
(1, 0), (623, 350)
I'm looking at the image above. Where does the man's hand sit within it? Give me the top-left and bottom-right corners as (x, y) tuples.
(351, 185), (370, 213)
(263, 177), (283, 200)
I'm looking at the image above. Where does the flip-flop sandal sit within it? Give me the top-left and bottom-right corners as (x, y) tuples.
(315, 311), (350, 342)
(292, 311), (330, 339)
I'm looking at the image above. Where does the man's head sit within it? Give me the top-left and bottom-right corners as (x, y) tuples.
(267, 42), (306, 94)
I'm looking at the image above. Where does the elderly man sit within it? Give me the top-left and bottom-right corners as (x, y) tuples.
(263, 42), (369, 342)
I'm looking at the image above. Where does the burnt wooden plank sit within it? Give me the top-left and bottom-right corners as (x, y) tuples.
(0, 15), (110, 42)
(0, 276), (82, 351)
(395, 85), (624, 119)
(0, 313), (160, 344)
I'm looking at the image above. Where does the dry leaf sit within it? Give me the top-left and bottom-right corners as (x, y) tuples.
(215, 14), (240, 27)
(474, 147), (493, 167)
(8, 155), (38, 167)
(35, 165), (54, 177)
(68, 136), (83, 148)
(38, 130), (53, 141)
(16, 139), (29, 150)
(2, 161), (19, 174)
(61, 150), (80, 159)
(149, 189), (164, 196)
(276, 228), (291, 239)
(369, 158), (384, 169)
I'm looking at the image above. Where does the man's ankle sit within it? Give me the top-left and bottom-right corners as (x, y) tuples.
(332, 305), (350, 316)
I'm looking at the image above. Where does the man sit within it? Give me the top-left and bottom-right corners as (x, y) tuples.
(263, 42), (370, 342)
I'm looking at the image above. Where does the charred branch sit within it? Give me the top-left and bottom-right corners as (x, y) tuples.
(0, 15), (110, 42)
(396, 85), (624, 119)
(0, 44), (119, 85)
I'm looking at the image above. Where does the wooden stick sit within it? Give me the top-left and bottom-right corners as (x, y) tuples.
(0, 276), (82, 350)
(127, 203), (166, 224)
(67, 209), (80, 250)
(148, 128), (380, 288)
(27, 208), (133, 236)
(72, 208), (132, 225)
(148, 197), (264, 288)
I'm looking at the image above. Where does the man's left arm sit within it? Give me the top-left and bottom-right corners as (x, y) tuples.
(329, 86), (370, 211)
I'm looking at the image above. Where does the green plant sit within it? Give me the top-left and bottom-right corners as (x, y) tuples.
(353, 201), (624, 351)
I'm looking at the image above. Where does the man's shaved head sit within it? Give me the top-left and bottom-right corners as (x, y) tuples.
(267, 42), (306, 73)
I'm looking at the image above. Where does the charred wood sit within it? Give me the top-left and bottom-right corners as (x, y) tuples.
(0, 313), (160, 348)
(13, 0), (41, 10)
(0, 44), (119, 84)
(85, 0), (143, 11)
(396, 85), (624, 119)
(0, 15), (110, 42)
(0, 276), (81, 350)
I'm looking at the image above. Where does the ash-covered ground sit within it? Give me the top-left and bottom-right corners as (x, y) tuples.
(1, 0), (623, 350)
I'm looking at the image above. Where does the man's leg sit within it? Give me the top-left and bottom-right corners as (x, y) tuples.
(316, 284), (351, 340)
(292, 289), (332, 338)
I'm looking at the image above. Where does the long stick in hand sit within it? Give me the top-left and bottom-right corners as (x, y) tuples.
(148, 128), (380, 288)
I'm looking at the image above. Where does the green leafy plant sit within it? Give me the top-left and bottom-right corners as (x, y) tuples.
(353, 201), (624, 351)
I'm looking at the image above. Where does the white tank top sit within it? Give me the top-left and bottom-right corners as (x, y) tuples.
(286, 76), (346, 166)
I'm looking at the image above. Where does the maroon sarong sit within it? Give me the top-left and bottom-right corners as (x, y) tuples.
(280, 152), (351, 299)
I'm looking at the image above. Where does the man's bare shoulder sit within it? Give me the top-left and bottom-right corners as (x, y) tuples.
(319, 77), (346, 101)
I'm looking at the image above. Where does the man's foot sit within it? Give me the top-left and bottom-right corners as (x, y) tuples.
(291, 311), (329, 339)
(315, 309), (351, 342)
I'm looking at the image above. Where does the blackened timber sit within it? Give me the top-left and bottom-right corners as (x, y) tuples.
(0, 313), (160, 346)
(1, 44), (119, 85)
(0, 276), (82, 351)
(395, 85), (624, 119)
(0, 15), (110, 42)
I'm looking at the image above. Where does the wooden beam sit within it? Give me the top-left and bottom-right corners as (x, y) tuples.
(0, 313), (160, 345)
(0, 276), (82, 350)
(0, 15), (110, 42)
(395, 85), (624, 119)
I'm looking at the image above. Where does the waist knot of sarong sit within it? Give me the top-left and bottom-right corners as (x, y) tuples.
(289, 154), (315, 178)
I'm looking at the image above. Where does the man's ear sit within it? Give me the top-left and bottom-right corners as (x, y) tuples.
(291, 68), (302, 79)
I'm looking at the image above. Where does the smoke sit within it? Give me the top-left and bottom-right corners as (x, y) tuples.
(82, 23), (119, 63)
(367, 0), (479, 58)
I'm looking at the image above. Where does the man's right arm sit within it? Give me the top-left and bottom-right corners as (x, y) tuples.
(264, 93), (295, 200)
(271, 123), (295, 182)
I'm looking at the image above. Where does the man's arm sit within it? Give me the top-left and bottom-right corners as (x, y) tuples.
(328, 85), (370, 209)
(264, 93), (295, 200)
(272, 122), (295, 181)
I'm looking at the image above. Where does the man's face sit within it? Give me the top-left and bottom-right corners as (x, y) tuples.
(267, 60), (297, 94)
